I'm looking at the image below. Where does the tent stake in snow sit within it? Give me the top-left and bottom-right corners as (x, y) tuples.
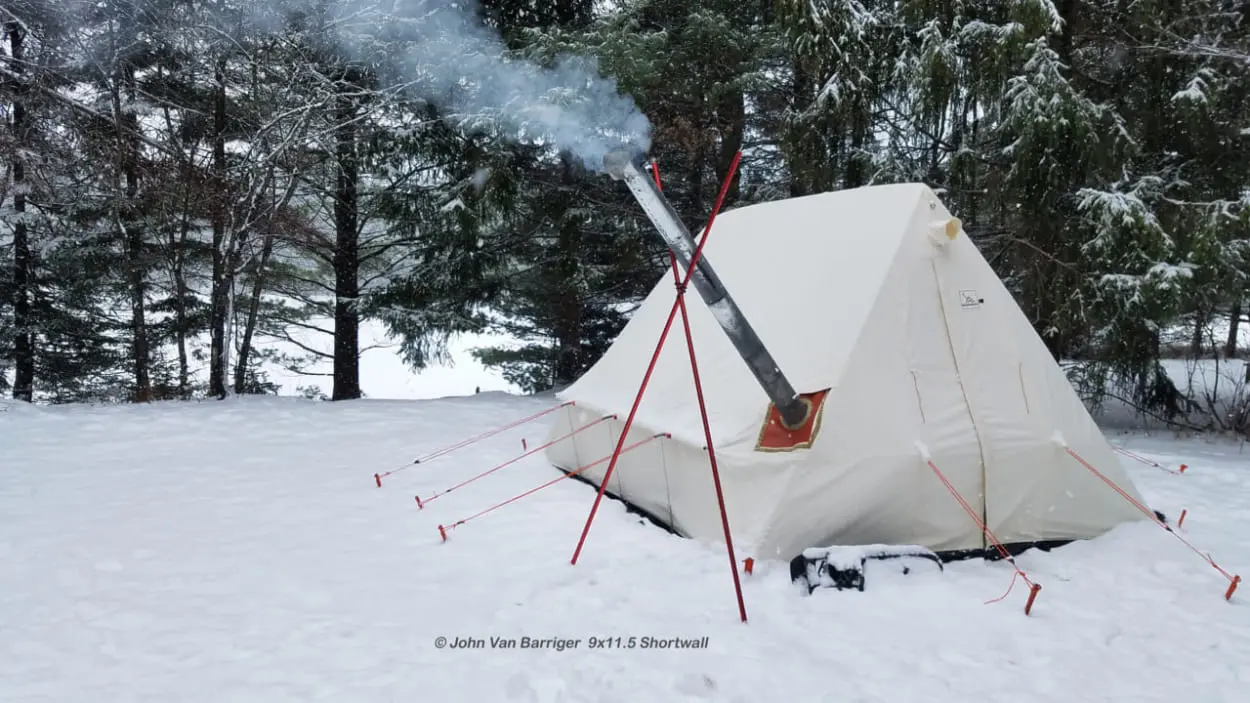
(416, 414), (616, 509)
(1112, 445), (1187, 475)
(918, 442), (1044, 616)
(438, 433), (668, 543)
(373, 401), (573, 486)
(1060, 436), (1241, 601)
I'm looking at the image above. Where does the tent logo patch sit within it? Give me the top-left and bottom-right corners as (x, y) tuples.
(959, 290), (984, 308)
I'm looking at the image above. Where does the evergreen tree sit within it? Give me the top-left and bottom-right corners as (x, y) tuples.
(375, 0), (664, 392)
(0, 0), (1246, 427)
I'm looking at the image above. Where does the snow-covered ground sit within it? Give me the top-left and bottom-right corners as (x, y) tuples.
(2, 394), (1249, 702)
(1091, 358), (1248, 431)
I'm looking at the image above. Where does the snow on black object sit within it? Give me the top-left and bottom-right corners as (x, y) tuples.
(790, 544), (944, 595)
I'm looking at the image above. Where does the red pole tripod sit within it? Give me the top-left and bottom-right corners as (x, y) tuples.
(570, 152), (749, 623)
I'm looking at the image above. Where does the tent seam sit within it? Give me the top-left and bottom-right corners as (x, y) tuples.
(929, 255), (991, 551)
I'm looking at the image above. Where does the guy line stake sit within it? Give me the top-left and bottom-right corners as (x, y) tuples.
(373, 401), (573, 486)
(1063, 441), (1240, 601)
(920, 443), (1043, 616)
(416, 414), (615, 509)
(1113, 445), (1187, 475)
(438, 433), (668, 542)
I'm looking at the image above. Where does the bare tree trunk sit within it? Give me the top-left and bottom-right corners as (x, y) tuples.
(110, 35), (151, 402)
(1053, 0), (1080, 63)
(224, 268), (236, 391)
(715, 87), (745, 206)
(686, 141), (707, 235)
(1226, 301), (1242, 359)
(787, 57), (814, 198)
(846, 95), (871, 189)
(1034, 272), (1066, 360)
(124, 209), (152, 401)
(1190, 307), (1207, 359)
(172, 175), (193, 397)
(553, 154), (582, 387)
(233, 235), (275, 394)
(332, 86), (361, 401)
(209, 57), (229, 399)
(7, 21), (34, 402)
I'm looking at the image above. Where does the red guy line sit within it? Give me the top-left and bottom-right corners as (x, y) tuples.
(417, 414), (615, 507)
(440, 433), (668, 537)
(926, 459), (1042, 614)
(1066, 447), (1239, 596)
(376, 401), (574, 482)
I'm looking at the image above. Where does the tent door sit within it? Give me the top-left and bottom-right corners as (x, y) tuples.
(928, 257), (991, 550)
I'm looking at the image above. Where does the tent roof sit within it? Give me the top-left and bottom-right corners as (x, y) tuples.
(560, 183), (936, 448)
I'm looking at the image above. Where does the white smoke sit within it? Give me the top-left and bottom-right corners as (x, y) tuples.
(259, 0), (652, 171)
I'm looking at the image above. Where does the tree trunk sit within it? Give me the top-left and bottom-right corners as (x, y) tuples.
(112, 48), (151, 403)
(552, 155), (583, 387)
(124, 207), (151, 402)
(967, 102), (981, 230)
(787, 58), (815, 198)
(553, 289), (582, 387)
(1053, 0), (1080, 63)
(1034, 271), (1069, 361)
(686, 143), (707, 235)
(1190, 307), (1207, 359)
(233, 235), (275, 394)
(172, 172), (193, 398)
(332, 87), (361, 401)
(1225, 301), (1241, 359)
(7, 21), (34, 402)
(715, 87), (745, 207)
(209, 57), (229, 399)
(224, 271), (236, 392)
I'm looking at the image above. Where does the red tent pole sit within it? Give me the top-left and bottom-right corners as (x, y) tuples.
(667, 155), (747, 622)
(674, 278), (748, 621)
(570, 154), (741, 567)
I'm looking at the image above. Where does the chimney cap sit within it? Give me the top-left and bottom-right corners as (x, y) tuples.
(603, 146), (646, 180)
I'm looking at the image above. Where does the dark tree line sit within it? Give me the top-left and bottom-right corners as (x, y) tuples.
(2, 0), (1248, 428)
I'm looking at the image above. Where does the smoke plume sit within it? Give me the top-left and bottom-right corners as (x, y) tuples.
(264, 0), (652, 171)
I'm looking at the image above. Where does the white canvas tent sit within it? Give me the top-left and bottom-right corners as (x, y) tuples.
(544, 183), (1149, 561)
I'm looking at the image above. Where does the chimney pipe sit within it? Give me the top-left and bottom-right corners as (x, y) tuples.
(604, 149), (809, 429)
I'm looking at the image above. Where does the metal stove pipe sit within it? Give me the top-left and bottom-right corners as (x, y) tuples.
(603, 149), (809, 429)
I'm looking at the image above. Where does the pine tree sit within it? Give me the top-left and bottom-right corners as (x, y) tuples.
(374, 0), (665, 391)
(2, 1), (135, 402)
(775, 0), (882, 194)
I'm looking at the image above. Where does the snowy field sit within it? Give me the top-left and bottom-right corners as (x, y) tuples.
(1091, 358), (1249, 431)
(2, 393), (1249, 702)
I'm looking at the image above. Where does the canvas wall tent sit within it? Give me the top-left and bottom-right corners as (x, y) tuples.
(544, 183), (1150, 562)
